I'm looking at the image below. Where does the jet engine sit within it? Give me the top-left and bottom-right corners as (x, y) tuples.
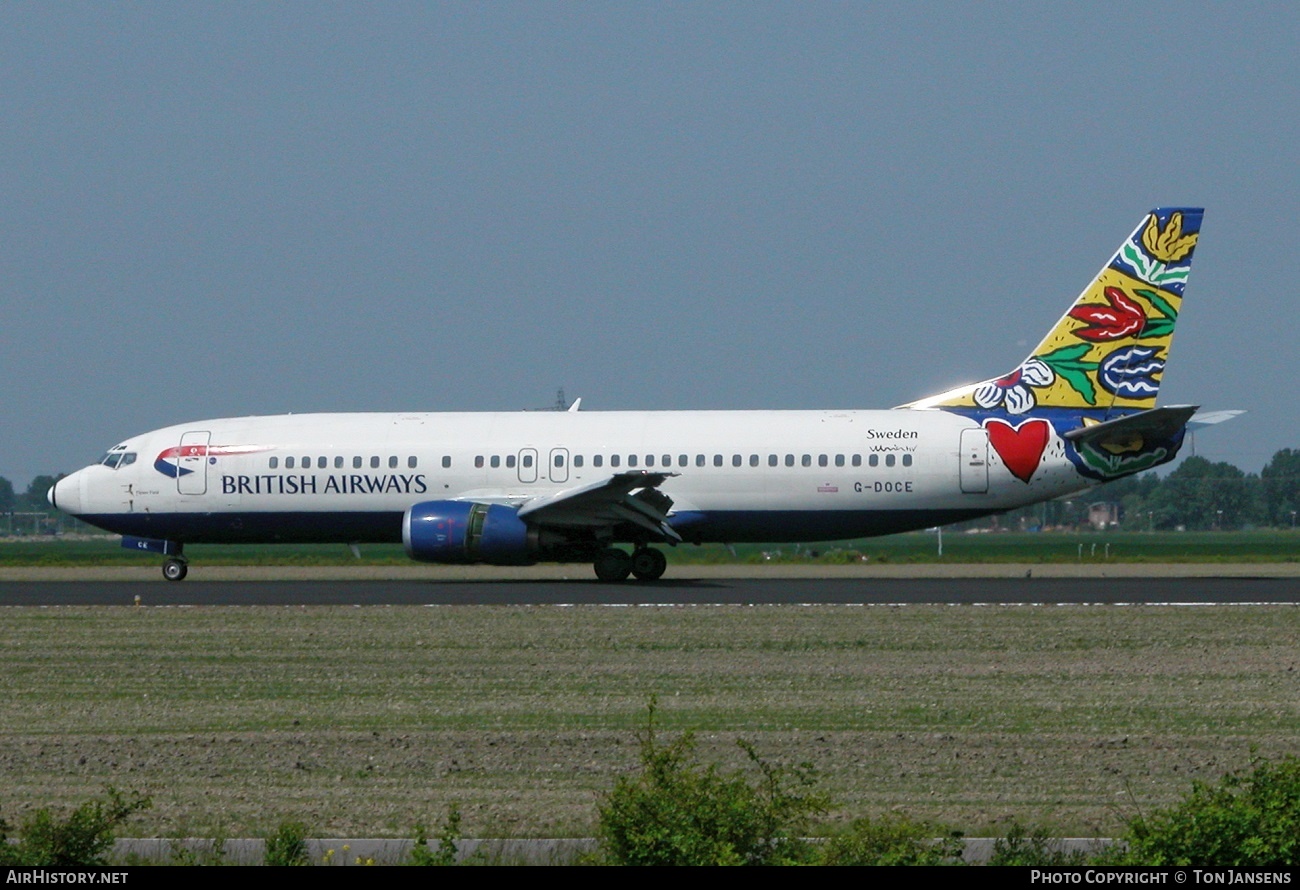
(402, 500), (536, 565)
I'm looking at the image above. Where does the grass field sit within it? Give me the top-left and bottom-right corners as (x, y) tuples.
(2, 602), (1296, 839)
(3, 529), (1299, 567)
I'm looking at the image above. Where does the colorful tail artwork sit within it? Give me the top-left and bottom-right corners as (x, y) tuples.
(907, 207), (1203, 481)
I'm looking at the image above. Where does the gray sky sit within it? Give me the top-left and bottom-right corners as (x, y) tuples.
(3, 3), (1296, 487)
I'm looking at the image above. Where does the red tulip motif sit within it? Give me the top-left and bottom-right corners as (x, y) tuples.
(1068, 287), (1146, 342)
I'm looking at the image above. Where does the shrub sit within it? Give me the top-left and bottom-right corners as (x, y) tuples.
(1121, 756), (1300, 866)
(0, 788), (150, 867)
(409, 804), (463, 866)
(986, 821), (1088, 866)
(815, 814), (964, 866)
(264, 820), (310, 866)
(597, 698), (827, 866)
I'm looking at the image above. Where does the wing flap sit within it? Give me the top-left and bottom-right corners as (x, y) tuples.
(517, 471), (681, 542)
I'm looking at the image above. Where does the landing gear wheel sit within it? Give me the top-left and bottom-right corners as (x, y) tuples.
(630, 547), (667, 581)
(593, 547), (632, 582)
(162, 559), (188, 582)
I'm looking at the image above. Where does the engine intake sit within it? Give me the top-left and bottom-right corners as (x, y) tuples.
(403, 500), (536, 565)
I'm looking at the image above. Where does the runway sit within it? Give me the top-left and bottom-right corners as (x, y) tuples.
(2, 576), (1297, 606)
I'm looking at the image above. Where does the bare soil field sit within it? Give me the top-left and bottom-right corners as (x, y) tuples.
(1, 602), (1296, 838)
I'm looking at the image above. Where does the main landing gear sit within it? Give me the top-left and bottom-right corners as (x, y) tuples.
(593, 546), (667, 582)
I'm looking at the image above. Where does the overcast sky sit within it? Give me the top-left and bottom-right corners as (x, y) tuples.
(3, 3), (1297, 486)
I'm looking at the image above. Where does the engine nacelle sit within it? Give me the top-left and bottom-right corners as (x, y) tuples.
(402, 500), (536, 565)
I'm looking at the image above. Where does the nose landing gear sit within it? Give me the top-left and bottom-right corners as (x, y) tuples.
(162, 558), (189, 582)
(120, 536), (189, 581)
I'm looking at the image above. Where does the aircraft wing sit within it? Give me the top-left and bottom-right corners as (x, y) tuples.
(517, 471), (682, 542)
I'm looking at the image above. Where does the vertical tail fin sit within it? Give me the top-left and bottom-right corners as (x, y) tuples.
(906, 207), (1203, 419)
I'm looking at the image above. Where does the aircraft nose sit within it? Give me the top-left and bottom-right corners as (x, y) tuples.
(48, 474), (83, 515)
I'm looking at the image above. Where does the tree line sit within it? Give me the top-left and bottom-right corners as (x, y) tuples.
(995, 447), (1300, 532)
(0, 475), (61, 516)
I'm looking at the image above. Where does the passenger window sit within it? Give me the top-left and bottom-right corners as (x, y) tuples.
(408, 456), (418, 469)
(662, 454), (671, 467)
(270, 457), (279, 469)
(475, 456), (484, 469)
(303, 456), (311, 468)
(523, 454), (534, 468)
(713, 455), (723, 467)
(442, 456), (452, 468)
(678, 455), (688, 467)
(696, 455), (705, 467)
(506, 455), (516, 468)
(785, 454), (794, 467)
(490, 455), (500, 468)
(286, 457), (295, 469)
(389, 456), (398, 469)
(593, 455), (602, 468)
(574, 455), (584, 468)
(852, 455), (861, 467)
(319, 457), (328, 469)
(869, 454), (879, 467)
(768, 454), (778, 467)
(835, 454), (845, 467)
(354, 456), (363, 469)
(611, 455), (620, 467)
(802, 454), (811, 467)
(644, 455), (654, 467)
(554, 454), (565, 467)
(370, 456), (380, 469)
(902, 454), (913, 467)
(732, 454), (742, 467)
(818, 454), (828, 467)
(749, 454), (759, 467)
(335, 456), (344, 469)
(629, 455), (638, 467)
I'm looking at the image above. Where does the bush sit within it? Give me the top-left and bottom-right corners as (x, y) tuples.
(409, 804), (463, 866)
(986, 821), (1088, 866)
(815, 814), (964, 866)
(264, 820), (310, 866)
(597, 698), (827, 865)
(1121, 756), (1300, 866)
(0, 788), (150, 867)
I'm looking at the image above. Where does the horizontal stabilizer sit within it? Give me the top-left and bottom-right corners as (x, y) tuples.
(1187, 409), (1245, 429)
(1064, 405), (1199, 449)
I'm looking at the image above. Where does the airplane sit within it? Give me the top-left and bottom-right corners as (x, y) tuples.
(50, 207), (1219, 582)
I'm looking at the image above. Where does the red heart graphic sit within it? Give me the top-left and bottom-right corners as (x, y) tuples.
(985, 419), (1051, 484)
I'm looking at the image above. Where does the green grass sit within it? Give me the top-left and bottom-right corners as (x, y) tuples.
(714, 530), (1300, 564)
(3, 529), (1299, 567)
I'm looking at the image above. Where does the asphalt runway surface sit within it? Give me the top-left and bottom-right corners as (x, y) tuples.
(1, 577), (1296, 606)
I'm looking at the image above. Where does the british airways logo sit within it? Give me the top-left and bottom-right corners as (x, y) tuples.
(153, 445), (270, 478)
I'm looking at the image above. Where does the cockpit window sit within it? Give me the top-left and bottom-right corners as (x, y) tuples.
(97, 447), (136, 470)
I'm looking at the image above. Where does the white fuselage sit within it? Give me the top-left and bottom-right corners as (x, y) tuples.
(53, 408), (1095, 548)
